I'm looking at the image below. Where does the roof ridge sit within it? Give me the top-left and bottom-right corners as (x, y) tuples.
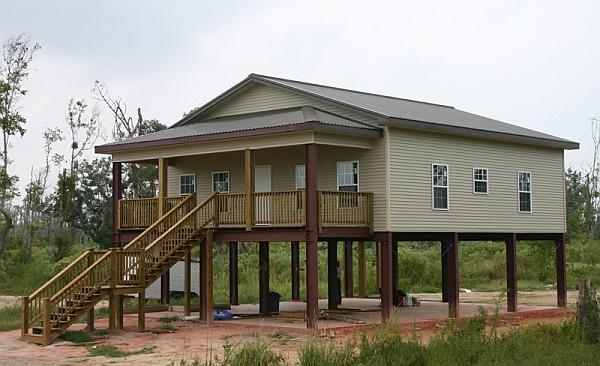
(250, 73), (455, 110)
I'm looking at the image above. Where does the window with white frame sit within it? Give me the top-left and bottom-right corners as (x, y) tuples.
(212, 171), (229, 193)
(296, 165), (306, 190)
(518, 171), (532, 213)
(473, 168), (488, 194)
(432, 164), (448, 210)
(180, 174), (195, 196)
(337, 161), (359, 192)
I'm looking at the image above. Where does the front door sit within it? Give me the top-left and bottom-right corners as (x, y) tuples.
(254, 165), (272, 224)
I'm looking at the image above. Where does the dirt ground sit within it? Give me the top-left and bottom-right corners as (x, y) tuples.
(0, 291), (578, 366)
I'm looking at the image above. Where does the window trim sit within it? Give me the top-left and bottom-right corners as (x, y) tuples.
(179, 174), (196, 196)
(212, 171), (230, 194)
(432, 163), (449, 210)
(473, 167), (489, 195)
(518, 171), (532, 213)
(295, 164), (306, 190)
(337, 161), (359, 192)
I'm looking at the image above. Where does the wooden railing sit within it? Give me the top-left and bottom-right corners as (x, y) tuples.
(319, 191), (373, 232)
(254, 191), (305, 226)
(118, 190), (371, 230)
(22, 248), (106, 334)
(123, 193), (197, 251)
(119, 196), (188, 229)
(217, 193), (245, 226)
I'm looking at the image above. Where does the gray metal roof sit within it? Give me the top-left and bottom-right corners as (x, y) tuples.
(252, 74), (579, 149)
(97, 106), (380, 149)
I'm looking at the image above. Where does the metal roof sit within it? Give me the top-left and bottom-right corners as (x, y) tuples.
(252, 74), (579, 150)
(97, 106), (381, 151)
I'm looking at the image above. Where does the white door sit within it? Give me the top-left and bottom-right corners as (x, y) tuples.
(254, 165), (272, 224)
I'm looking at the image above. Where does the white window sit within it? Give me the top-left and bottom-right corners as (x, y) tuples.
(212, 171), (229, 193)
(518, 171), (532, 213)
(179, 174), (195, 196)
(296, 165), (306, 190)
(473, 168), (488, 194)
(432, 164), (448, 210)
(337, 161), (359, 192)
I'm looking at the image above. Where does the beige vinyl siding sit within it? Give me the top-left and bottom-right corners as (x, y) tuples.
(205, 83), (378, 125)
(388, 127), (566, 232)
(164, 141), (388, 230)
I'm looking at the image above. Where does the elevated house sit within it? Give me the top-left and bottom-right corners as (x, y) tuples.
(21, 74), (578, 345)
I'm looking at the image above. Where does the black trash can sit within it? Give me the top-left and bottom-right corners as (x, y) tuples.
(269, 292), (281, 313)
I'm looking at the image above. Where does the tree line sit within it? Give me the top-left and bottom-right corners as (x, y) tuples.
(0, 34), (166, 264)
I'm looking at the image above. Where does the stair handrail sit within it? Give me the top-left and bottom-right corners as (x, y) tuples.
(23, 248), (106, 330)
(143, 192), (217, 275)
(46, 250), (114, 328)
(124, 192), (197, 251)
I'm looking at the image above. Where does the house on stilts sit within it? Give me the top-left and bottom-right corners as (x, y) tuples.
(21, 74), (578, 345)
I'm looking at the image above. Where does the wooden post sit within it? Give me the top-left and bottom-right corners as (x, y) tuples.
(112, 162), (122, 248)
(199, 230), (214, 325)
(245, 149), (255, 231)
(157, 157), (167, 218)
(42, 298), (51, 346)
(376, 242), (381, 293)
(392, 239), (398, 301)
(21, 296), (29, 338)
(86, 248), (95, 332)
(344, 241), (353, 298)
(358, 241), (367, 297)
(506, 233), (518, 312)
(118, 295), (124, 330)
(138, 291), (145, 332)
(184, 251), (191, 316)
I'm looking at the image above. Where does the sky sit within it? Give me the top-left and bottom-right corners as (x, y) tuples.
(1, 0), (599, 201)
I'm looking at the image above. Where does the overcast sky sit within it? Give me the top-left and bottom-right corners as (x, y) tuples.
(1, 0), (599, 200)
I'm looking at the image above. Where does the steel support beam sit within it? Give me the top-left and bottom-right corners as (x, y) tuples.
(506, 233), (518, 312)
(344, 241), (353, 298)
(229, 242), (239, 305)
(291, 241), (300, 300)
(556, 234), (567, 307)
(259, 241), (270, 314)
(305, 143), (319, 328)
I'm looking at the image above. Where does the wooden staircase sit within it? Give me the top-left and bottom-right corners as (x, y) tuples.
(21, 192), (218, 346)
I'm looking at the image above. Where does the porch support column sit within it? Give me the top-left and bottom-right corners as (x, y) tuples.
(158, 157), (170, 305)
(556, 234), (567, 307)
(112, 162), (122, 249)
(291, 241), (300, 300)
(506, 233), (518, 312)
(344, 241), (353, 298)
(259, 241), (270, 314)
(327, 240), (339, 310)
(245, 149), (255, 231)
(184, 251), (191, 316)
(229, 242), (239, 305)
(380, 232), (394, 320)
(376, 242), (381, 294)
(199, 231), (214, 324)
(305, 143), (319, 328)
(358, 241), (367, 297)
(446, 233), (460, 318)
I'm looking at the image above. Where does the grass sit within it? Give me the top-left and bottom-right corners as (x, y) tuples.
(88, 345), (155, 358)
(57, 330), (95, 343)
(0, 304), (21, 331)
